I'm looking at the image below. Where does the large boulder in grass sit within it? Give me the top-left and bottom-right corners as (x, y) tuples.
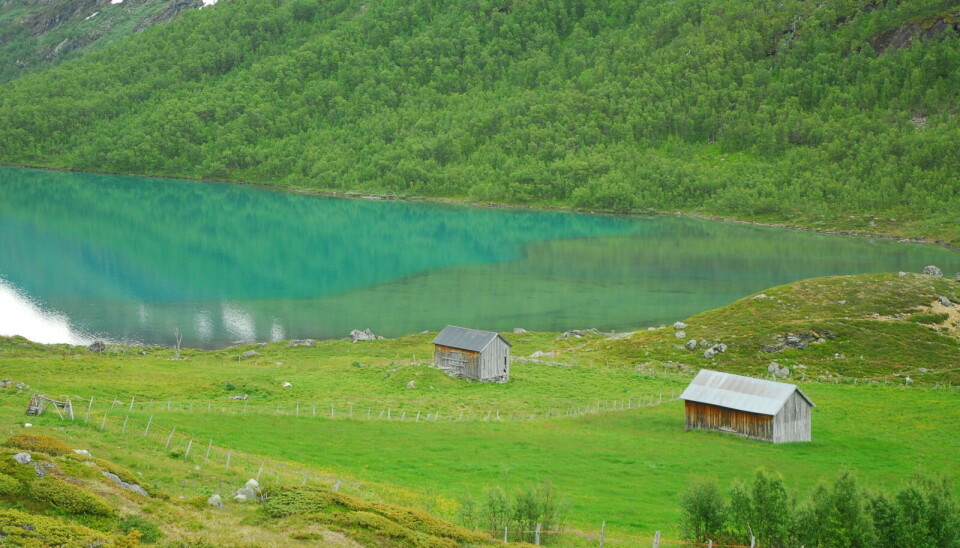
(923, 265), (943, 277)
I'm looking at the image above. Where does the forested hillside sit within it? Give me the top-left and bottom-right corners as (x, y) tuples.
(0, 0), (210, 84)
(1, 0), (958, 241)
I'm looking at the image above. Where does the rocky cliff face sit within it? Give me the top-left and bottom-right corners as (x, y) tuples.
(0, 0), (210, 82)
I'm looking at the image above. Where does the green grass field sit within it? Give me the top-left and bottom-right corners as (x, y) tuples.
(1, 273), (958, 542)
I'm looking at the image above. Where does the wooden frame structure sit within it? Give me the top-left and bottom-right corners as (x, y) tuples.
(25, 393), (75, 420)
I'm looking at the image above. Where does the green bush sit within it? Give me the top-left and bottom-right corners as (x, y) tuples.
(6, 433), (73, 456)
(0, 508), (131, 547)
(118, 514), (162, 544)
(0, 472), (21, 495)
(910, 313), (950, 325)
(29, 477), (114, 516)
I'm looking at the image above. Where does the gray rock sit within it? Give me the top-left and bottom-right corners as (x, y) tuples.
(919, 368), (929, 373)
(673, 322), (688, 330)
(240, 350), (259, 359)
(699, 340), (711, 348)
(103, 471), (149, 497)
(234, 478), (261, 502)
(13, 452), (31, 465)
(685, 340), (697, 351)
(674, 331), (686, 339)
(73, 449), (91, 457)
(512, 328), (527, 334)
(281, 381), (292, 388)
(286, 339), (315, 347)
(87, 340), (106, 353)
(529, 350), (553, 358)
(207, 493), (224, 509)
(923, 265), (943, 277)
(703, 348), (716, 359)
(227, 394), (248, 400)
(349, 328), (379, 342)
(714, 343), (728, 353)
(898, 271), (907, 277)
(938, 296), (953, 307)
(751, 293), (768, 300)
(406, 380), (416, 390)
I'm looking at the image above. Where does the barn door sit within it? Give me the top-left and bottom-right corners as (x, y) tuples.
(445, 351), (467, 375)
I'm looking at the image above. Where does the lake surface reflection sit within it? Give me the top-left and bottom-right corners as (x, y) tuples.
(2, 167), (959, 348)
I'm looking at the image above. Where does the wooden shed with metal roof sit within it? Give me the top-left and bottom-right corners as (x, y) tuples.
(433, 326), (511, 383)
(680, 369), (815, 443)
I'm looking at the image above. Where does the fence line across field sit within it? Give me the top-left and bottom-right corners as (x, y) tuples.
(71, 408), (758, 548)
(70, 392), (681, 424)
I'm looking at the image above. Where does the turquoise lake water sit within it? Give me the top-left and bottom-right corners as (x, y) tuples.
(2, 166), (959, 348)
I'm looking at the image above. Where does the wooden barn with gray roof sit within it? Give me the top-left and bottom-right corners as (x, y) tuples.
(433, 325), (511, 383)
(680, 369), (815, 443)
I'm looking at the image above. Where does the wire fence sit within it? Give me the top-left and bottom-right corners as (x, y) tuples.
(61, 391), (682, 425)
(46, 403), (762, 548)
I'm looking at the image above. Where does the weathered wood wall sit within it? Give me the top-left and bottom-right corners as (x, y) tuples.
(773, 391), (812, 443)
(435, 339), (509, 382)
(684, 401), (774, 441)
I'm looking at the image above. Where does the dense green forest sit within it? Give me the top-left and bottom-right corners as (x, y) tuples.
(1, 0), (958, 241)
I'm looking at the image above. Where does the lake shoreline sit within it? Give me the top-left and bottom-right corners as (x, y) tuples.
(4, 162), (958, 251)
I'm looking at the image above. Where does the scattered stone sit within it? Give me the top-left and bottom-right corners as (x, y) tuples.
(751, 293), (768, 300)
(281, 382), (292, 388)
(529, 350), (553, 358)
(685, 340), (697, 351)
(234, 479), (261, 502)
(703, 348), (716, 359)
(13, 453), (31, 465)
(406, 380), (416, 390)
(673, 322), (687, 330)
(286, 339), (315, 347)
(87, 341), (106, 353)
(0, 379), (11, 389)
(674, 331), (686, 339)
(512, 328), (527, 334)
(905, 376), (914, 383)
(923, 265), (943, 277)
(715, 343), (728, 353)
(349, 328), (381, 342)
(103, 472), (149, 497)
(23, 423), (32, 428)
(837, 300), (846, 305)
(699, 340), (711, 348)
(207, 493), (224, 509)
(74, 449), (91, 457)
(768, 361), (790, 379)
(227, 395), (248, 400)
(240, 350), (259, 359)
(918, 368), (929, 373)
(938, 296), (953, 307)
(898, 271), (907, 277)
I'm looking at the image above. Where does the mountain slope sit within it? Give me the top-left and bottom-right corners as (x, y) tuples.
(0, 0), (958, 241)
(0, 0), (215, 83)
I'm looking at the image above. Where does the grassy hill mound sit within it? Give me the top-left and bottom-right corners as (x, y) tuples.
(0, 431), (505, 547)
(0, 0), (958, 241)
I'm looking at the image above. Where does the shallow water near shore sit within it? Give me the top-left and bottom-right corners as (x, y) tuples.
(2, 166), (959, 348)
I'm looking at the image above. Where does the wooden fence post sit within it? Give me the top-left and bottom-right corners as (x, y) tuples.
(84, 396), (94, 423)
(652, 530), (660, 548)
(599, 521), (606, 547)
(535, 523), (541, 545)
(129, 397), (135, 412)
(185, 438), (193, 458)
(225, 450), (232, 471)
(143, 416), (153, 436)
(121, 415), (129, 433)
(503, 526), (508, 543)
(165, 427), (176, 449)
(257, 462), (264, 481)
(99, 412), (107, 431)
(205, 439), (213, 464)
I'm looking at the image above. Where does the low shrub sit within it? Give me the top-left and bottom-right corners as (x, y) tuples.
(92, 458), (139, 485)
(0, 472), (21, 495)
(910, 313), (950, 325)
(29, 477), (114, 516)
(263, 485), (372, 517)
(0, 508), (136, 546)
(118, 514), (162, 544)
(368, 501), (490, 543)
(6, 433), (73, 456)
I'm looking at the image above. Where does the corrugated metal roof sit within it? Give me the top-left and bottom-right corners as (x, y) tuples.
(432, 325), (511, 353)
(680, 369), (815, 416)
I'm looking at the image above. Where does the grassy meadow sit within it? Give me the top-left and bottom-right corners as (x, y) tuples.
(1, 272), (959, 541)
